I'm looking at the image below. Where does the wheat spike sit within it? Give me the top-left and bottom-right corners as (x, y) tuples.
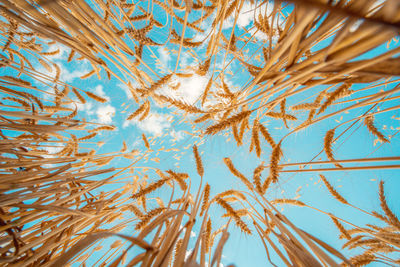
(364, 115), (389, 143)
(318, 83), (351, 114)
(173, 238), (183, 264)
(135, 207), (165, 230)
(80, 69), (96, 79)
(269, 141), (282, 183)
(128, 101), (148, 120)
(78, 133), (97, 141)
(193, 145), (204, 177)
(155, 94), (204, 113)
(290, 102), (320, 111)
(166, 170), (187, 191)
(271, 199), (305, 207)
(258, 123), (275, 147)
(129, 205), (143, 217)
(280, 99), (288, 128)
(348, 253), (376, 266)
(319, 174), (348, 204)
(85, 91), (108, 103)
(253, 164), (264, 193)
(216, 197), (251, 235)
(201, 77), (213, 106)
(67, 49), (75, 62)
(261, 177), (272, 195)
(205, 110), (251, 135)
(223, 157), (252, 190)
(132, 178), (169, 199)
(88, 125), (115, 133)
(329, 215), (351, 240)
(379, 181), (400, 230)
(216, 189), (246, 201)
(195, 113), (212, 124)
(72, 88), (86, 104)
(252, 120), (261, 157)
(200, 184), (210, 216)
(144, 73), (172, 95)
(3, 96), (30, 108)
(324, 128), (342, 168)
(142, 133), (150, 149)
(203, 218), (212, 252)
(232, 124), (242, 146)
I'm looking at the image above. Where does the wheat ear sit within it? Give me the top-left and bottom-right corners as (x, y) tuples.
(319, 174), (348, 204)
(324, 128), (342, 168)
(205, 110), (251, 135)
(364, 115), (389, 143)
(193, 145), (204, 177)
(223, 157), (252, 190)
(379, 181), (400, 229)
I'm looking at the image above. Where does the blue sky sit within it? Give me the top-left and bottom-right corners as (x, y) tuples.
(2, 0), (400, 266)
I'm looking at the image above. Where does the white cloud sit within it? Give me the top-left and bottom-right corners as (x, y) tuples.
(170, 130), (186, 141)
(190, 231), (196, 238)
(193, 29), (212, 42)
(222, 1), (274, 29)
(60, 67), (89, 83)
(96, 104), (115, 123)
(158, 47), (171, 67)
(34, 62), (89, 84)
(369, 0), (385, 13)
(185, 249), (193, 261)
(124, 112), (171, 136)
(118, 82), (140, 100)
(43, 145), (64, 158)
(220, 1), (279, 43)
(69, 101), (94, 116)
(349, 19), (363, 33)
(159, 73), (210, 105)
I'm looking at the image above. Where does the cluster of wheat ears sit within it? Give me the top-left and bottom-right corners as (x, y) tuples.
(0, 0), (400, 266)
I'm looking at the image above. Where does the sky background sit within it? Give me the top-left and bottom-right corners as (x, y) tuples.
(1, 0), (400, 266)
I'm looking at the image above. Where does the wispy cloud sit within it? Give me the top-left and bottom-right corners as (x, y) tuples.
(118, 82), (140, 100)
(124, 111), (171, 136)
(159, 73), (210, 105)
(170, 130), (186, 141)
(158, 46), (171, 68)
(96, 104), (116, 123)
